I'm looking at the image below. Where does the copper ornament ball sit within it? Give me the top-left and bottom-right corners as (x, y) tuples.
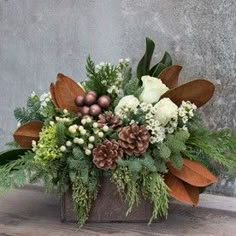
(81, 106), (90, 115)
(88, 90), (97, 98)
(97, 95), (111, 108)
(84, 93), (97, 106)
(89, 104), (102, 116)
(75, 95), (84, 106)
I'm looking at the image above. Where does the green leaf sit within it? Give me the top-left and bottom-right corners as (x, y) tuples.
(151, 63), (167, 77)
(136, 37), (155, 79)
(150, 51), (172, 76)
(160, 51), (172, 67)
(124, 77), (140, 96)
(129, 160), (142, 173)
(122, 67), (132, 88)
(69, 171), (76, 182)
(0, 149), (30, 166)
(56, 122), (66, 146)
(159, 144), (171, 160)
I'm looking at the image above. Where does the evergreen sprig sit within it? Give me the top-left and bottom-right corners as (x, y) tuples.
(142, 172), (169, 224)
(14, 95), (43, 124)
(112, 166), (140, 215)
(0, 151), (34, 193)
(157, 129), (190, 169)
(186, 116), (236, 175)
(68, 147), (101, 226)
(85, 56), (118, 96)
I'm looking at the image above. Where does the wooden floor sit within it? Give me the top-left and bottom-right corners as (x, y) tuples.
(0, 186), (236, 236)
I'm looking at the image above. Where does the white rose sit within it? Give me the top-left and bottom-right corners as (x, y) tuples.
(153, 98), (178, 126)
(139, 76), (169, 103)
(115, 95), (140, 114)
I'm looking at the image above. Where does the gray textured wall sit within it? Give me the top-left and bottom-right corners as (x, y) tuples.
(0, 0), (235, 195)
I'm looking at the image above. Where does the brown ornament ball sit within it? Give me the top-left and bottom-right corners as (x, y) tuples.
(84, 93), (97, 106)
(88, 91), (97, 98)
(89, 104), (102, 116)
(97, 95), (111, 108)
(75, 95), (84, 106)
(81, 106), (90, 115)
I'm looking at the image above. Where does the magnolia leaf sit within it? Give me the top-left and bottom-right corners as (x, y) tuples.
(150, 51), (172, 76)
(159, 65), (183, 89)
(54, 73), (85, 113)
(167, 159), (218, 187)
(151, 63), (167, 77)
(137, 37), (155, 79)
(13, 120), (43, 148)
(50, 83), (59, 107)
(161, 79), (215, 107)
(0, 149), (30, 166)
(165, 172), (199, 205)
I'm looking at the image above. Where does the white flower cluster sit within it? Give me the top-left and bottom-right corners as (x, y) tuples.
(115, 95), (139, 119)
(95, 62), (111, 72)
(39, 92), (51, 108)
(140, 103), (166, 143)
(115, 94), (197, 144)
(107, 59), (130, 97)
(178, 101), (197, 131)
(58, 116), (109, 156)
(107, 72), (124, 97)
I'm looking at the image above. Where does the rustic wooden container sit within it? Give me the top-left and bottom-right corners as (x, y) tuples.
(60, 177), (156, 223)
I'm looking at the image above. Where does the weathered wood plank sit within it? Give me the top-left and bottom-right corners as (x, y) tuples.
(0, 186), (236, 235)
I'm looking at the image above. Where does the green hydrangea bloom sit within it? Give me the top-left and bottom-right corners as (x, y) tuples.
(33, 124), (61, 162)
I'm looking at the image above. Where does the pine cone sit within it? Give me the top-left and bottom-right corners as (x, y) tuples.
(97, 112), (121, 129)
(93, 140), (123, 169)
(118, 124), (150, 156)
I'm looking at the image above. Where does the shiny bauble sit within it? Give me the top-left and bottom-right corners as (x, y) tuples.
(81, 106), (90, 115)
(88, 91), (97, 98)
(75, 95), (84, 106)
(89, 104), (102, 117)
(84, 93), (97, 106)
(97, 95), (111, 108)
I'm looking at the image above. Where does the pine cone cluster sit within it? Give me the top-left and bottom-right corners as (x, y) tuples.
(92, 140), (123, 169)
(97, 112), (121, 129)
(118, 124), (150, 156)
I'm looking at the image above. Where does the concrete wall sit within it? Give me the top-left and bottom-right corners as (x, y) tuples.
(0, 0), (235, 195)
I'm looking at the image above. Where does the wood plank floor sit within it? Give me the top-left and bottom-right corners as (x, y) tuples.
(0, 186), (236, 236)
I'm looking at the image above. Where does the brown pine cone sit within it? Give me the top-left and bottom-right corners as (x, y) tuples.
(92, 140), (123, 169)
(118, 124), (150, 156)
(97, 112), (121, 129)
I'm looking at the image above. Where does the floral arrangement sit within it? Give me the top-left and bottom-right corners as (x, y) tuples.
(1, 38), (236, 226)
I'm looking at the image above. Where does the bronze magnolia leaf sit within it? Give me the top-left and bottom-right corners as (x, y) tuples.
(165, 172), (199, 205)
(167, 159), (218, 187)
(54, 73), (85, 113)
(159, 65), (183, 89)
(161, 79), (215, 107)
(50, 83), (59, 107)
(13, 120), (43, 148)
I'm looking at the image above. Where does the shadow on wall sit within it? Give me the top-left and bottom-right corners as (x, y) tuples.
(208, 174), (236, 196)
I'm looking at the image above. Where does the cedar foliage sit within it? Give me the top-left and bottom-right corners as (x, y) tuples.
(186, 116), (236, 176)
(85, 56), (118, 96)
(142, 172), (169, 224)
(14, 96), (43, 124)
(158, 129), (190, 169)
(0, 151), (34, 192)
(70, 147), (101, 226)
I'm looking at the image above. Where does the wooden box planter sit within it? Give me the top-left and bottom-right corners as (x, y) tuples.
(60, 177), (156, 223)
